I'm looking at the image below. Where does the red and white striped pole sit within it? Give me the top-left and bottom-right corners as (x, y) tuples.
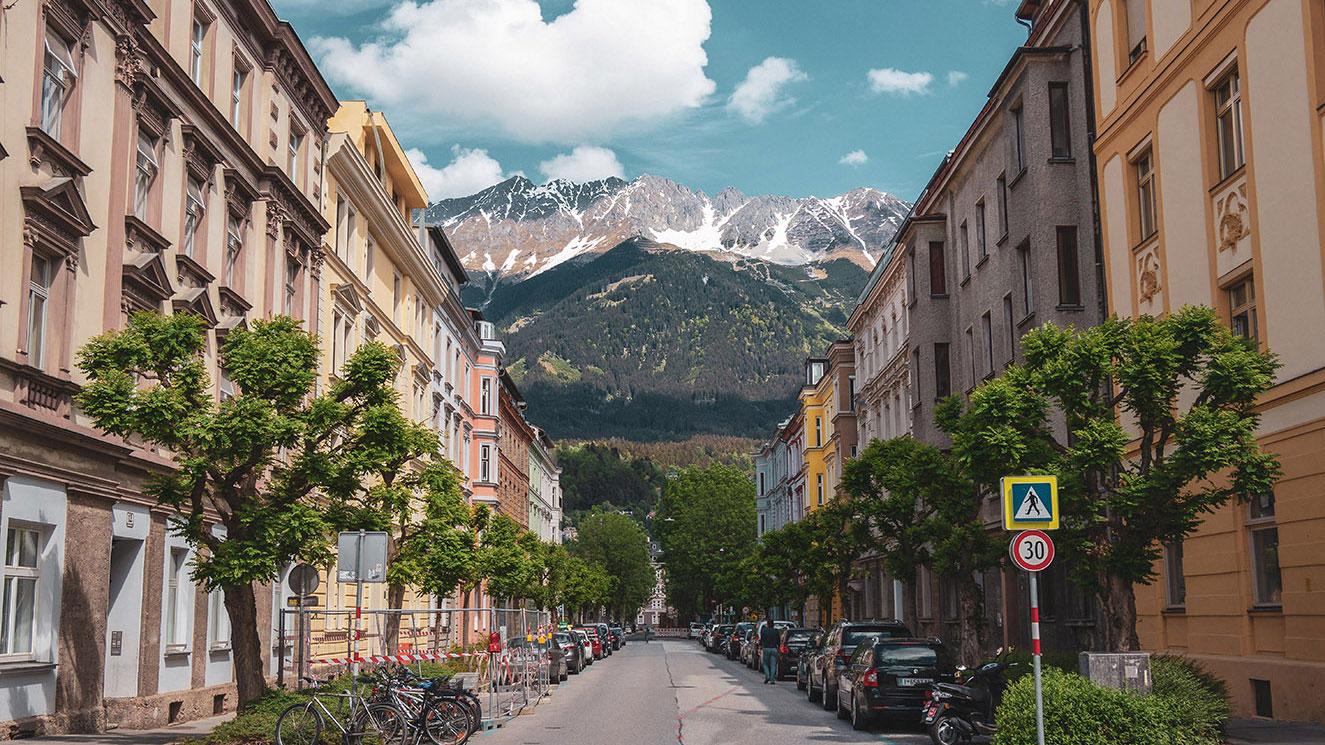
(1029, 571), (1046, 745)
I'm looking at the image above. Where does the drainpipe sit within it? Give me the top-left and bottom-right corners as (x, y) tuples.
(1078, 0), (1109, 323)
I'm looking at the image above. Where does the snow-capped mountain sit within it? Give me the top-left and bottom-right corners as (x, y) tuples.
(422, 175), (910, 278)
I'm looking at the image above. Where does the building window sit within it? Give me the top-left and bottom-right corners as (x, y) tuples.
(392, 273), (402, 325)
(0, 527), (41, 657)
(1049, 82), (1072, 159)
(225, 215), (243, 286)
(208, 590), (230, 649)
(183, 178), (205, 257)
(929, 241), (947, 295)
(1125, 0), (1148, 64)
(816, 473), (824, 506)
(906, 248), (917, 299)
(288, 128), (303, 179)
(981, 312), (993, 376)
(134, 130), (160, 221)
(165, 547), (190, 649)
(1227, 276), (1257, 342)
(997, 173), (1009, 239)
(284, 258), (299, 316)
(190, 14), (209, 87)
(480, 444), (493, 483)
(480, 377), (493, 415)
(40, 30), (77, 140)
(1248, 492), (1281, 607)
(1003, 293), (1015, 364)
(959, 221), (971, 279)
(230, 65), (247, 129)
(964, 326), (976, 390)
(814, 417), (822, 447)
(1056, 226), (1081, 306)
(26, 254), (54, 370)
(1018, 241), (1033, 317)
(976, 201), (988, 260)
(365, 235), (375, 277)
(1135, 147), (1157, 240)
(934, 343), (951, 400)
(331, 309), (349, 375)
(219, 365), (236, 401)
(1165, 541), (1186, 607)
(1012, 104), (1026, 173)
(1213, 69), (1244, 180)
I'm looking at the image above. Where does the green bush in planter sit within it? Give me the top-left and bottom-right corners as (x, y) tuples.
(993, 667), (1222, 745)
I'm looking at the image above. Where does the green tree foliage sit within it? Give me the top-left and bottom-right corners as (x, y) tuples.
(77, 314), (414, 704)
(567, 508), (655, 621)
(961, 307), (1280, 650)
(555, 442), (664, 516)
(655, 464), (757, 621)
(479, 512), (539, 604)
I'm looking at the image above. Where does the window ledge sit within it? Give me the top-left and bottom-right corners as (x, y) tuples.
(929, 293), (950, 300)
(976, 254), (990, 269)
(1048, 156), (1076, 165)
(996, 233), (1009, 248)
(209, 642), (232, 653)
(0, 660), (56, 676)
(959, 275), (971, 288)
(1118, 49), (1149, 85)
(1161, 606), (1186, 615)
(164, 645), (191, 657)
(1016, 311), (1037, 329)
(1055, 303), (1086, 312)
(1208, 165), (1247, 195)
(1007, 168), (1028, 189)
(1248, 604), (1283, 615)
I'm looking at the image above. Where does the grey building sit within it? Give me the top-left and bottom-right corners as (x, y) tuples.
(895, 0), (1103, 655)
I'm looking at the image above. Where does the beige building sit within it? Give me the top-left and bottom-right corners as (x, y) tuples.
(1088, 0), (1325, 722)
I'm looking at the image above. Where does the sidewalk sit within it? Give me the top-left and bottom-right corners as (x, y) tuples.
(19, 713), (233, 744)
(1226, 718), (1325, 745)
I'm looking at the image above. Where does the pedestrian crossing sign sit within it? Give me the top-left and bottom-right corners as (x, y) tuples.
(1001, 476), (1059, 530)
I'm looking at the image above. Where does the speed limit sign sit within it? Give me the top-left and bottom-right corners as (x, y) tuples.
(1010, 530), (1055, 572)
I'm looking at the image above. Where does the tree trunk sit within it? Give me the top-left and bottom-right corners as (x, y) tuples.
(1095, 572), (1140, 651)
(224, 583), (267, 705)
(956, 576), (984, 667)
(384, 582), (406, 652)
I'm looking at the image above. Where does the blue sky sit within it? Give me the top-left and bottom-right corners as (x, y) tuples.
(273, 0), (1029, 201)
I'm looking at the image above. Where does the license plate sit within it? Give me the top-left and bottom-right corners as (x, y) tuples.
(898, 677), (933, 687)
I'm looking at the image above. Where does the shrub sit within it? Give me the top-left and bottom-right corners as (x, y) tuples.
(1151, 656), (1231, 740)
(993, 667), (1223, 745)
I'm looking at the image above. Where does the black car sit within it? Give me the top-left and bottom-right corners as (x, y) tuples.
(777, 628), (820, 681)
(726, 621), (754, 659)
(805, 619), (912, 711)
(610, 626), (625, 650)
(796, 630), (824, 690)
(836, 638), (956, 730)
(708, 624), (734, 653)
(555, 631), (586, 674)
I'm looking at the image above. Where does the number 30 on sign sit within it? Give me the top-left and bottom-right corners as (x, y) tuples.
(1010, 530), (1055, 572)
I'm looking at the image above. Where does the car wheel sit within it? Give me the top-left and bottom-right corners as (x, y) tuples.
(836, 689), (849, 720)
(822, 680), (836, 711)
(807, 674), (819, 703)
(796, 670), (807, 691)
(851, 692), (870, 731)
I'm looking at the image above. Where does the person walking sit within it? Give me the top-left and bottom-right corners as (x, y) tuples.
(758, 618), (781, 685)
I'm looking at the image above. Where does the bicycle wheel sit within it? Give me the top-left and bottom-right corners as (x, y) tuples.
(453, 691), (482, 733)
(354, 701), (408, 745)
(423, 699), (472, 745)
(274, 701), (323, 745)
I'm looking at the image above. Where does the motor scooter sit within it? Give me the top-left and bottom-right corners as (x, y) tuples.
(923, 648), (1018, 744)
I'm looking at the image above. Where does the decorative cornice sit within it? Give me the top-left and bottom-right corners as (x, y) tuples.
(179, 124), (224, 183)
(224, 168), (260, 217)
(264, 199), (288, 241)
(21, 178), (96, 256)
(261, 166), (327, 247)
(175, 252), (215, 288)
(26, 126), (92, 178)
(124, 214), (170, 254)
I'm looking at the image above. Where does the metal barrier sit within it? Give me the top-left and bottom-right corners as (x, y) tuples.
(277, 606), (553, 727)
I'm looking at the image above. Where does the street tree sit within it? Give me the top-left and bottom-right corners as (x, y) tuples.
(77, 314), (410, 704)
(656, 464), (756, 621)
(957, 307), (1280, 650)
(568, 508), (655, 622)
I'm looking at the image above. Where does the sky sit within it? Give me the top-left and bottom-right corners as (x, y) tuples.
(271, 0), (1030, 202)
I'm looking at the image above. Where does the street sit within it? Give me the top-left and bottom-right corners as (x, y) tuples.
(483, 640), (932, 745)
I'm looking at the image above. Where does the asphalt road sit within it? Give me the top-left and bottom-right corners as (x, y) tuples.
(480, 640), (933, 745)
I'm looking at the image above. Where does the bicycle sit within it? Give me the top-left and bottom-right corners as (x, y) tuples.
(274, 674), (406, 745)
(369, 664), (483, 743)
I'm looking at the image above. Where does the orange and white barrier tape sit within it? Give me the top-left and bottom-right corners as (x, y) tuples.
(309, 648), (488, 667)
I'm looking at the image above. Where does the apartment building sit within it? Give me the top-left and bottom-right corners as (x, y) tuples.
(421, 225), (477, 493)
(0, 0), (334, 733)
(849, 245), (912, 447)
(528, 429), (563, 544)
(1088, 0), (1325, 721)
(496, 370), (533, 529)
(468, 312), (504, 513)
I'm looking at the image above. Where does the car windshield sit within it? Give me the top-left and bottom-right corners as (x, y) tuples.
(734, 623), (753, 633)
(785, 631), (814, 642)
(843, 627), (901, 647)
(874, 644), (943, 668)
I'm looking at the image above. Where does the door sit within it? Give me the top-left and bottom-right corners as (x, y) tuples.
(104, 536), (145, 698)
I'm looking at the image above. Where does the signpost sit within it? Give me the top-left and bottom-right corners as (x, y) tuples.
(337, 531), (388, 680)
(1003, 475), (1059, 745)
(286, 562), (321, 685)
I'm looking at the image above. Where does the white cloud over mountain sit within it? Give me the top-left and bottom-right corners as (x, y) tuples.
(727, 56), (808, 124)
(407, 146), (511, 200)
(539, 146), (626, 182)
(312, 0), (716, 144)
(867, 67), (934, 95)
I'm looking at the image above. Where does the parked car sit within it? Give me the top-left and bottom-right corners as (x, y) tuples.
(689, 622), (703, 639)
(836, 638), (956, 730)
(546, 637), (570, 682)
(575, 626), (604, 659)
(726, 621), (754, 659)
(571, 629), (594, 666)
(796, 630), (823, 690)
(777, 628), (820, 682)
(556, 631), (586, 675)
(708, 624), (733, 653)
(595, 623), (614, 656)
(609, 626), (625, 650)
(806, 619), (912, 711)
(740, 628), (759, 668)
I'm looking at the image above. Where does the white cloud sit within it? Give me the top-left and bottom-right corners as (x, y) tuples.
(539, 146), (625, 182)
(947, 70), (969, 87)
(867, 67), (934, 95)
(838, 150), (869, 167)
(727, 56), (808, 124)
(312, 0), (716, 144)
(407, 146), (509, 200)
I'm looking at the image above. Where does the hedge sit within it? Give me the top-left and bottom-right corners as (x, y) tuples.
(993, 660), (1228, 745)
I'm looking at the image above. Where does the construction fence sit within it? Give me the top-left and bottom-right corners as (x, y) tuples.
(276, 606), (555, 724)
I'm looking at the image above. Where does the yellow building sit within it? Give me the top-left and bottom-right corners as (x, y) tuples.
(1088, 0), (1325, 722)
(305, 102), (449, 658)
(800, 357), (832, 513)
